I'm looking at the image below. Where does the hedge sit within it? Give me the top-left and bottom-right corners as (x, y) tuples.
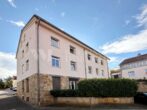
(50, 79), (137, 97)
(78, 79), (137, 97)
(50, 89), (78, 97)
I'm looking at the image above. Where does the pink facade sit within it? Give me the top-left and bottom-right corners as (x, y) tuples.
(16, 15), (109, 82)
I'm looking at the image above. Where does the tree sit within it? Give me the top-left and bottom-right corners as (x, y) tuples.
(0, 79), (5, 89)
(4, 77), (12, 88)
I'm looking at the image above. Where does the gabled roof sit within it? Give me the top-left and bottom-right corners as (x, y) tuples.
(16, 15), (109, 60)
(120, 54), (147, 66)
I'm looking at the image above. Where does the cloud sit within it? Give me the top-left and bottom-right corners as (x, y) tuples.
(7, 0), (16, 8)
(99, 4), (147, 54)
(109, 56), (119, 63)
(135, 4), (147, 28)
(100, 29), (147, 54)
(35, 8), (39, 11)
(7, 20), (25, 27)
(0, 52), (16, 79)
(61, 12), (66, 17)
(125, 20), (130, 25)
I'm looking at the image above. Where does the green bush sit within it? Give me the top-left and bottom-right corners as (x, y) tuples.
(78, 79), (137, 97)
(50, 79), (137, 97)
(50, 89), (78, 97)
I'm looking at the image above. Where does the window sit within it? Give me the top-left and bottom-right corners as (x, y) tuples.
(52, 77), (61, 90)
(101, 60), (104, 65)
(71, 61), (76, 71)
(128, 71), (135, 78)
(95, 58), (98, 63)
(26, 60), (29, 71)
(26, 78), (29, 92)
(88, 66), (92, 74)
(96, 68), (99, 75)
(69, 78), (78, 90)
(101, 70), (104, 76)
(51, 37), (59, 48)
(22, 50), (24, 58)
(52, 56), (60, 68)
(88, 54), (91, 60)
(22, 80), (24, 92)
(22, 64), (24, 74)
(26, 42), (29, 52)
(70, 46), (76, 54)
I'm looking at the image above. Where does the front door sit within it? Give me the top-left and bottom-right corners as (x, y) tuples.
(52, 76), (61, 90)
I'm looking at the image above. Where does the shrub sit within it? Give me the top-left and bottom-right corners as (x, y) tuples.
(78, 79), (137, 97)
(50, 79), (137, 97)
(50, 89), (78, 97)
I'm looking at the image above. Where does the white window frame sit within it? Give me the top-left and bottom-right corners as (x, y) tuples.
(128, 71), (135, 78)
(88, 66), (92, 74)
(96, 68), (99, 75)
(51, 37), (59, 48)
(101, 70), (104, 76)
(70, 61), (76, 71)
(95, 57), (98, 63)
(52, 56), (60, 68)
(88, 54), (91, 60)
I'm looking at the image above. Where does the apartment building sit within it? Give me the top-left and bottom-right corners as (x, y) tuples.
(120, 54), (147, 79)
(16, 15), (109, 106)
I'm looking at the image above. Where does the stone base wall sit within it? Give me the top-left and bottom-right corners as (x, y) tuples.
(54, 97), (134, 106)
(17, 74), (38, 105)
(137, 81), (147, 92)
(17, 73), (77, 106)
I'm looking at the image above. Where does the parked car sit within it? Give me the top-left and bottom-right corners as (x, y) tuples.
(134, 92), (147, 104)
(10, 87), (17, 91)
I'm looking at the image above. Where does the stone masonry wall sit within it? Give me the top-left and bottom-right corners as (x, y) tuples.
(137, 81), (147, 92)
(17, 73), (73, 106)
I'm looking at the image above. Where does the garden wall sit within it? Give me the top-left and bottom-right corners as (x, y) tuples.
(53, 97), (134, 106)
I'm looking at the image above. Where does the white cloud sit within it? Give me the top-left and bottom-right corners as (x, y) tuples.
(100, 29), (147, 54)
(109, 56), (119, 63)
(7, 20), (25, 27)
(0, 52), (16, 79)
(61, 12), (66, 17)
(135, 4), (147, 28)
(125, 20), (130, 25)
(7, 0), (16, 8)
(99, 4), (147, 54)
(35, 8), (39, 11)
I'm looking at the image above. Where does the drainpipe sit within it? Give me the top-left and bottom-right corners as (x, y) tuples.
(36, 18), (41, 106)
(107, 60), (110, 78)
(84, 49), (87, 79)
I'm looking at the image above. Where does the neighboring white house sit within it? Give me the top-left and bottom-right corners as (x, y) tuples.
(120, 54), (147, 79)
(16, 15), (109, 106)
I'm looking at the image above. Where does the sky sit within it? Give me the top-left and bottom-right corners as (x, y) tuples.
(0, 0), (147, 78)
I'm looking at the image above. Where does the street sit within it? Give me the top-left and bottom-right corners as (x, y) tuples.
(0, 89), (147, 110)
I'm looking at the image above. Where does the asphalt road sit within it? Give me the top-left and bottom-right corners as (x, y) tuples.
(0, 89), (147, 110)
